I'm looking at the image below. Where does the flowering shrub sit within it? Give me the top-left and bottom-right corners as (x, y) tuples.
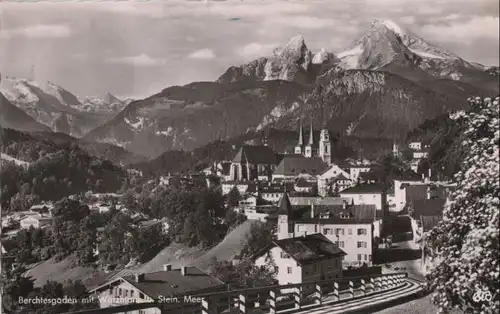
(426, 96), (499, 313)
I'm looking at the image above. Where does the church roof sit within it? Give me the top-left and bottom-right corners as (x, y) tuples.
(274, 156), (328, 176)
(232, 145), (278, 165)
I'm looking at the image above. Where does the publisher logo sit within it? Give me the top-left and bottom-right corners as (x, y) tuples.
(473, 290), (492, 303)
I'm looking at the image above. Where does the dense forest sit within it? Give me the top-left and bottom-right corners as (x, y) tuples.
(0, 127), (128, 211)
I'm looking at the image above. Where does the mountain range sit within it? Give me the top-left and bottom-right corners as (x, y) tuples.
(0, 75), (129, 137)
(1, 20), (498, 160)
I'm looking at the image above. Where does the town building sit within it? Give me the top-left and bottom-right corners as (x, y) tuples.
(276, 193), (377, 268)
(20, 213), (53, 229)
(89, 266), (225, 313)
(317, 164), (353, 197)
(272, 155), (328, 181)
(229, 145), (278, 181)
(254, 233), (346, 292)
(387, 175), (455, 212)
(221, 181), (258, 195)
(339, 184), (386, 211)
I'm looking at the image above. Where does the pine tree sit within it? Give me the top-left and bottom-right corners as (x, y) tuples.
(426, 97), (499, 313)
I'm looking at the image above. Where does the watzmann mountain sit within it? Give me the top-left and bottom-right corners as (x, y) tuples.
(82, 20), (497, 158)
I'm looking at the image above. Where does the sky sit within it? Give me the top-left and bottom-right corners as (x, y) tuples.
(0, 0), (498, 99)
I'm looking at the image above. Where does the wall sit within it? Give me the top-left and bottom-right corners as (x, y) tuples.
(94, 280), (160, 314)
(340, 192), (383, 210)
(292, 223), (373, 267)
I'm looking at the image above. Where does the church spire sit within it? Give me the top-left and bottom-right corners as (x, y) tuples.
(308, 119), (314, 145)
(297, 120), (304, 146)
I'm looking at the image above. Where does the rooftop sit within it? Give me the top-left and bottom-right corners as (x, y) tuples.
(411, 199), (446, 220)
(274, 155), (328, 176)
(91, 266), (224, 299)
(340, 184), (387, 194)
(274, 233), (346, 266)
(232, 145), (278, 165)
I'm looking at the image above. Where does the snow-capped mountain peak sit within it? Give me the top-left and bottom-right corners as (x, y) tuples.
(371, 19), (406, 37)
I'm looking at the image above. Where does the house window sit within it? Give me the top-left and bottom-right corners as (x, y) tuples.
(335, 228), (344, 236)
(364, 254), (368, 261)
(125, 290), (128, 297)
(287, 267), (292, 274)
(357, 228), (367, 235)
(139, 292), (145, 299)
(357, 254), (362, 261)
(118, 288), (122, 296)
(336, 241), (345, 248)
(357, 241), (367, 248)
(323, 228), (332, 235)
(130, 290), (134, 298)
(348, 228), (352, 235)
(369, 254), (372, 261)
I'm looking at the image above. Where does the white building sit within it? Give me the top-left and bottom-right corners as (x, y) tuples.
(254, 233), (345, 292)
(409, 142), (422, 150)
(221, 181), (258, 196)
(340, 185), (386, 211)
(20, 214), (53, 229)
(89, 266), (225, 313)
(317, 164), (353, 197)
(348, 165), (372, 182)
(276, 194), (377, 268)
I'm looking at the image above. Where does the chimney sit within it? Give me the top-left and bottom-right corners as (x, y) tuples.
(181, 266), (188, 276)
(164, 264), (172, 271)
(310, 203), (315, 218)
(428, 168), (432, 180)
(134, 273), (145, 283)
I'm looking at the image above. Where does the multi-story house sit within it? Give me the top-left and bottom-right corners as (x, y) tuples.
(317, 164), (353, 197)
(89, 266), (225, 314)
(254, 233), (346, 293)
(276, 193), (376, 268)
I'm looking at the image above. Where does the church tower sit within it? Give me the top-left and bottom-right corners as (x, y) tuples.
(277, 192), (294, 240)
(304, 121), (314, 158)
(294, 120), (304, 155)
(392, 141), (400, 158)
(319, 129), (332, 164)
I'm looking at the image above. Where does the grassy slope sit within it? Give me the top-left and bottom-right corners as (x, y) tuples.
(138, 219), (257, 273)
(25, 220), (257, 287)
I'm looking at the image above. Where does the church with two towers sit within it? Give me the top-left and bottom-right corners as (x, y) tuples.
(294, 120), (332, 165)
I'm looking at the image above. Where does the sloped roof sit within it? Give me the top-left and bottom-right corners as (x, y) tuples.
(311, 204), (377, 221)
(232, 145), (278, 165)
(421, 215), (441, 232)
(274, 156), (328, 176)
(412, 199), (446, 220)
(340, 184), (387, 194)
(290, 197), (352, 206)
(295, 177), (314, 188)
(277, 193), (293, 215)
(274, 234), (346, 266)
(91, 267), (224, 298)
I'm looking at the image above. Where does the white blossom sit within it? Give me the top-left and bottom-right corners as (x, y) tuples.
(427, 97), (500, 313)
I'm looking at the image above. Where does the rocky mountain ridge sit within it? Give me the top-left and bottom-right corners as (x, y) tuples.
(0, 75), (125, 137)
